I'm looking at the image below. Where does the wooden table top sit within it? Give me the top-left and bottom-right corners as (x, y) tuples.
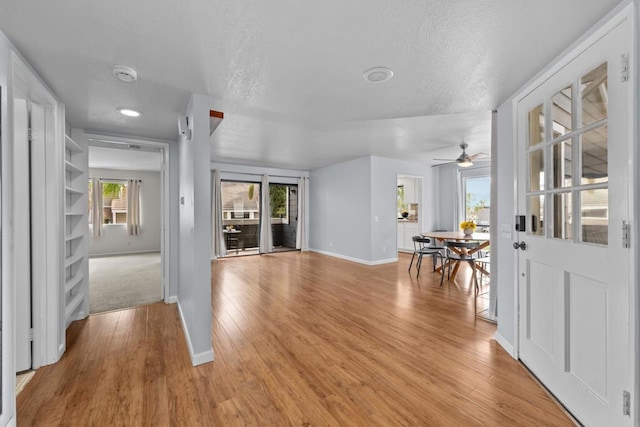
(421, 231), (491, 241)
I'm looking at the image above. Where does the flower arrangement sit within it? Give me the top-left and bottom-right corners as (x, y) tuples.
(460, 221), (477, 230)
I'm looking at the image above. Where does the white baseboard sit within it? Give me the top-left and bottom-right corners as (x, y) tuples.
(494, 331), (517, 359)
(176, 299), (214, 366)
(166, 295), (178, 304)
(309, 248), (397, 266)
(369, 257), (398, 265)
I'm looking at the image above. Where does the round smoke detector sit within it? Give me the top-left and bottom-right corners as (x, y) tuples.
(362, 67), (394, 83)
(113, 65), (138, 82)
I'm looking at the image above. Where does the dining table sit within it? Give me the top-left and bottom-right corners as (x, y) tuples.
(421, 231), (491, 281)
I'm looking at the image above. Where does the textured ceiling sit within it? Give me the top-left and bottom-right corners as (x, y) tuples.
(0, 0), (622, 169)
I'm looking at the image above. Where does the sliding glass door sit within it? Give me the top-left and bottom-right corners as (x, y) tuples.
(270, 184), (298, 252)
(220, 181), (260, 256)
(219, 180), (299, 256)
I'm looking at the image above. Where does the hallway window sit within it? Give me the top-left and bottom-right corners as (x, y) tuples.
(88, 180), (128, 224)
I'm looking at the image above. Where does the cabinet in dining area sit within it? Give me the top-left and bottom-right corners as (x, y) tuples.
(397, 221), (419, 252)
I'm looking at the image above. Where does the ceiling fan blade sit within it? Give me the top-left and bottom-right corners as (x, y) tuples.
(431, 160), (457, 167)
(433, 158), (456, 161)
(469, 152), (491, 160)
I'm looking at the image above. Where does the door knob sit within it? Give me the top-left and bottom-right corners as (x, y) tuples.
(513, 241), (527, 250)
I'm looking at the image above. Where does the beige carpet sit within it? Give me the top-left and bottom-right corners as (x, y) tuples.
(89, 252), (162, 314)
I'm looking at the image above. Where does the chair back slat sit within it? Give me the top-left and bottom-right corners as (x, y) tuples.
(444, 240), (480, 250)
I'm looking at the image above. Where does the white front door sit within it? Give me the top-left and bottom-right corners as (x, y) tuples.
(516, 12), (633, 426)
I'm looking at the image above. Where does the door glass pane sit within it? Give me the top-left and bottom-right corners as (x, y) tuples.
(552, 85), (572, 137)
(270, 184), (298, 251)
(464, 176), (491, 229)
(580, 125), (608, 185)
(552, 139), (572, 188)
(581, 62), (608, 126)
(528, 195), (545, 236)
(529, 149), (545, 191)
(553, 192), (572, 240)
(528, 104), (545, 147)
(580, 189), (608, 245)
(221, 181), (261, 256)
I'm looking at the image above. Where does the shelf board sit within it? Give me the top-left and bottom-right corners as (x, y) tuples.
(65, 186), (84, 195)
(65, 160), (83, 175)
(65, 291), (84, 320)
(64, 272), (84, 294)
(64, 252), (84, 268)
(65, 135), (82, 153)
(65, 231), (84, 242)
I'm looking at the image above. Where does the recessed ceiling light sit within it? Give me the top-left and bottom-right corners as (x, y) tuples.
(113, 65), (138, 82)
(363, 67), (394, 83)
(117, 108), (141, 117)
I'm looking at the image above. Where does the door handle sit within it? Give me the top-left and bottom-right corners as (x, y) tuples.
(513, 241), (527, 251)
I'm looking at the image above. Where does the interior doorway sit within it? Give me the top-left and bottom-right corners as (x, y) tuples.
(86, 136), (169, 313)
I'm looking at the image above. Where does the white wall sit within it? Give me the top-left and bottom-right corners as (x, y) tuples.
(177, 93), (212, 366)
(309, 155), (435, 264)
(0, 28), (16, 427)
(89, 168), (161, 256)
(495, 101), (516, 350)
(432, 163), (458, 231)
(309, 156), (372, 263)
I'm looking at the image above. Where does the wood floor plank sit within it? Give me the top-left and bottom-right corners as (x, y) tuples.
(18, 252), (573, 425)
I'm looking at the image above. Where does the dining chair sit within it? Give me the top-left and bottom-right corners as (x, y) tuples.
(441, 240), (481, 291)
(408, 236), (444, 277)
(475, 253), (491, 285)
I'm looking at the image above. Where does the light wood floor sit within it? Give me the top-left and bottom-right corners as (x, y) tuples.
(18, 252), (572, 425)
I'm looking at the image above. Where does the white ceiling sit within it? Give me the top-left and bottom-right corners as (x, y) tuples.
(0, 0), (622, 170)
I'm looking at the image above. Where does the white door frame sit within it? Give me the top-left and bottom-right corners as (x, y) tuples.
(510, 1), (637, 421)
(11, 52), (65, 368)
(84, 132), (173, 304)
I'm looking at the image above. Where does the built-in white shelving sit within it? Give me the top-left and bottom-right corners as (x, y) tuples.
(64, 134), (87, 327)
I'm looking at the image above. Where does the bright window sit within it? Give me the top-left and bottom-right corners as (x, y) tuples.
(270, 184), (290, 224)
(91, 180), (128, 224)
(463, 175), (491, 227)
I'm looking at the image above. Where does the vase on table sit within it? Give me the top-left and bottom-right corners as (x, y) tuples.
(463, 228), (474, 236)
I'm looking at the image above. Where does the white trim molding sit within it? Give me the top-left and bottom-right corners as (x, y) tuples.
(494, 332), (517, 359)
(310, 248), (397, 266)
(177, 298), (214, 366)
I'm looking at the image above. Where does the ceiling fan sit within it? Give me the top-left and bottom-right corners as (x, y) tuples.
(433, 142), (489, 167)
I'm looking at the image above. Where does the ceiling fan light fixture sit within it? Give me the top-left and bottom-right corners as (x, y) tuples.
(456, 142), (473, 167)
